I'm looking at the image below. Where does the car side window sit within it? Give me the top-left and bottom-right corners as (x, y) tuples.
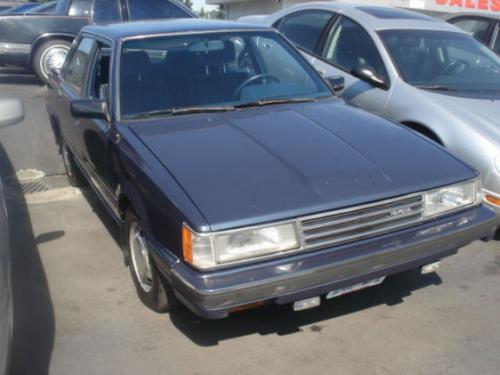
(68, 0), (91, 16)
(126, 0), (191, 20)
(89, 45), (112, 100)
(92, 0), (121, 23)
(276, 10), (334, 53)
(63, 38), (96, 94)
(450, 18), (492, 44)
(322, 16), (388, 81)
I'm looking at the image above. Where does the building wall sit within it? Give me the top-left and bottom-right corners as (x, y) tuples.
(208, 0), (500, 20)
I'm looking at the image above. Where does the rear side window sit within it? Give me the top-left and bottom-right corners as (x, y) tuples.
(93, 0), (121, 24)
(127, 0), (191, 20)
(276, 10), (334, 53)
(69, 0), (91, 16)
(450, 18), (492, 43)
(63, 38), (96, 94)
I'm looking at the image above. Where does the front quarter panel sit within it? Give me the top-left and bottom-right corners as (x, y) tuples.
(115, 125), (210, 258)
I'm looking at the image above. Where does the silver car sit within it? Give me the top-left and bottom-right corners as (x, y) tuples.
(245, 2), (500, 218)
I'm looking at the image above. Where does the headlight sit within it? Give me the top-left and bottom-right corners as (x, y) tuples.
(183, 222), (301, 269)
(423, 179), (481, 218)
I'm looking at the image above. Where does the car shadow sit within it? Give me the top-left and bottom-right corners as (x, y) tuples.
(0, 144), (55, 375)
(169, 268), (442, 347)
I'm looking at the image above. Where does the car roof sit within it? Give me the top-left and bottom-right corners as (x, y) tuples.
(83, 19), (271, 41)
(278, 2), (461, 32)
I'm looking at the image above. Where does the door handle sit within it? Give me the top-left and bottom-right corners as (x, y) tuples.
(317, 69), (326, 76)
(74, 120), (80, 127)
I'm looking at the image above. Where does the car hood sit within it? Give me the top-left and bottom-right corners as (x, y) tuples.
(130, 99), (475, 231)
(422, 90), (500, 143)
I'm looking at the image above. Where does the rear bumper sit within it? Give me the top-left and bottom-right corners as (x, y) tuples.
(0, 43), (30, 68)
(151, 205), (498, 319)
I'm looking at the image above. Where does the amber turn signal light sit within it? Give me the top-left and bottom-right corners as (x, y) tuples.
(485, 194), (500, 207)
(182, 226), (193, 263)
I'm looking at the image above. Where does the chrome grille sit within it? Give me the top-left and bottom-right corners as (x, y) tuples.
(300, 195), (424, 250)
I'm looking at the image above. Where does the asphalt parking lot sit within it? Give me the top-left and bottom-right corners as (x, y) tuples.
(1, 71), (500, 375)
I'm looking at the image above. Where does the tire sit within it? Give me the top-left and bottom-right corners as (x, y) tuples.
(125, 210), (180, 313)
(61, 141), (87, 187)
(33, 39), (71, 84)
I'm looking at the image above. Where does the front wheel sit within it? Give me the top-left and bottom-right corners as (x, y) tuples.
(33, 39), (71, 83)
(125, 210), (180, 313)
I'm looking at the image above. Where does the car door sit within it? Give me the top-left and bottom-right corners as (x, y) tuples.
(57, 36), (96, 160)
(312, 15), (391, 115)
(74, 40), (119, 214)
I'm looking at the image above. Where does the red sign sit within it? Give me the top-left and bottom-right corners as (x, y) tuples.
(435, 0), (500, 11)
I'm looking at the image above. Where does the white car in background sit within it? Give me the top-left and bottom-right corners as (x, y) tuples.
(241, 2), (500, 221)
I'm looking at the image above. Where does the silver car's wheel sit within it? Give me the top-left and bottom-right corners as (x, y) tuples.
(129, 221), (153, 293)
(40, 45), (69, 79)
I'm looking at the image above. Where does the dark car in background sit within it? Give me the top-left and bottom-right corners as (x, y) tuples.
(26, 1), (57, 15)
(46, 20), (498, 319)
(0, 2), (37, 15)
(0, 0), (194, 82)
(448, 14), (500, 55)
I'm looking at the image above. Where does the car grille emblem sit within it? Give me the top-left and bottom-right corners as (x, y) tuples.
(389, 207), (413, 217)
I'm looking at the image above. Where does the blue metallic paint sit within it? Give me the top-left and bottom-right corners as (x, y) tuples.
(46, 22), (498, 319)
(128, 98), (476, 232)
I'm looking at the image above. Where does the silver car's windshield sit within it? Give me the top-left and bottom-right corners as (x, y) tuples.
(380, 30), (500, 92)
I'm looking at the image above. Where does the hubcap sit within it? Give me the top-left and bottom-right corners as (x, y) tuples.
(129, 221), (153, 293)
(40, 45), (69, 79)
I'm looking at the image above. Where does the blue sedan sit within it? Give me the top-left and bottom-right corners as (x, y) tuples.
(46, 20), (497, 319)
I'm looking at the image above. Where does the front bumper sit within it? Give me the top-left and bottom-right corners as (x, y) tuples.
(151, 205), (497, 319)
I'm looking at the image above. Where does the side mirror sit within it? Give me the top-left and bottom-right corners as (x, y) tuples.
(351, 65), (389, 90)
(71, 99), (109, 122)
(0, 98), (24, 128)
(325, 75), (345, 93)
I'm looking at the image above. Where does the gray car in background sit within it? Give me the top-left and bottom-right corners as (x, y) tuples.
(0, 98), (24, 375)
(244, 2), (500, 219)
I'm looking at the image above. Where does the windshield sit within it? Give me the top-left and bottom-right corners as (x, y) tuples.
(380, 30), (500, 92)
(120, 31), (332, 119)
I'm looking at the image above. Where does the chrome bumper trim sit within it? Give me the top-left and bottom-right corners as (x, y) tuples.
(0, 43), (31, 54)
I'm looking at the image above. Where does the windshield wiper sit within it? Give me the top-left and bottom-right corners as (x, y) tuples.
(234, 97), (318, 109)
(416, 85), (458, 91)
(127, 106), (235, 119)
